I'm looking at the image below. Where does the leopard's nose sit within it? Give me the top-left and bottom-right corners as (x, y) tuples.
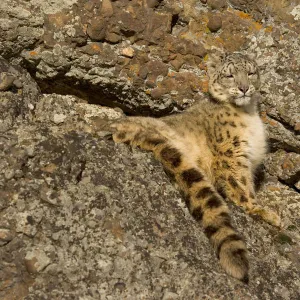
(238, 85), (249, 94)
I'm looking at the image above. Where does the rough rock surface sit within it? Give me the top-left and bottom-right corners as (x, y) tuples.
(0, 0), (299, 299)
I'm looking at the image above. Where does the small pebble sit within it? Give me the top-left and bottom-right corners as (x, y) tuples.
(207, 15), (222, 32)
(5, 169), (15, 180)
(121, 47), (135, 58)
(0, 73), (15, 91)
(53, 114), (66, 124)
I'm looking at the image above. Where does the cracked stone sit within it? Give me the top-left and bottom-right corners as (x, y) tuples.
(0, 229), (14, 246)
(25, 249), (51, 274)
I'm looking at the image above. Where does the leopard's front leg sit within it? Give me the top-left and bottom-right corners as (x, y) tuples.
(110, 117), (169, 151)
(214, 158), (281, 228)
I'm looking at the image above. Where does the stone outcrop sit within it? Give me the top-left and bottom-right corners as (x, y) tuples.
(0, 0), (299, 299)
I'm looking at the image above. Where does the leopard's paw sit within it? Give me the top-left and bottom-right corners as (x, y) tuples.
(110, 120), (141, 144)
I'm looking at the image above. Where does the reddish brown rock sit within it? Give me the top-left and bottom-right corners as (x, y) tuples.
(146, 60), (169, 78)
(84, 0), (101, 12)
(43, 12), (72, 47)
(207, 14), (222, 32)
(43, 9), (87, 47)
(207, 0), (227, 10)
(24, 256), (39, 274)
(138, 66), (149, 79)
(167, 36), (207, 58)
(146, 0), (160, 8)
(79, 43), (103, 55)
(187, 41), (207, 57)
(151, 87), (166, 99)
(118, 9), (145, 37)
(101, 0), (114, 17)
(170, 57), (184, 71)
(160, 77), (177, 92)
(105, 32), (122, 43)
(145, 79), (156, 88)
(145, 11), (172, 44)
(87, 18), (107, 41)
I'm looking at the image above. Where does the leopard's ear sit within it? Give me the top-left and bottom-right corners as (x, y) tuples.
(207, 48), (226, 77)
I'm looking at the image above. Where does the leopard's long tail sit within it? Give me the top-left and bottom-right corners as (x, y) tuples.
(154, 142), (249, 283)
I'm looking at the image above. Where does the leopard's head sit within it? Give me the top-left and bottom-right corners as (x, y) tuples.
(207, 50), (260, 107)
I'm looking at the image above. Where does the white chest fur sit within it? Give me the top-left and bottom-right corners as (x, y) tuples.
(241, 114), (267, 171)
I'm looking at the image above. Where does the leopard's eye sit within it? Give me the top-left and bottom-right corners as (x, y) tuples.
(226, 74), (234, 78)
(248, 71), (256, 76)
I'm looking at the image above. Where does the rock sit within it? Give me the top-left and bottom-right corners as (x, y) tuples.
(151, 87), (166, 99)
(170, 57), (184, 71)
(15, 212), (42, 237)
(105, 32), (122, 43)
(162, 291), (179, 300)
(262, 113), (300, 153)
(52, 113), (67, 124)
(146, 0), (160, 8)
(207, 0), (227, 10)
(147, 60), (169, 78)
(13, 79), (23, 89)
(207, 14), (222, 32)
(25, 249), (51, 273)
(264, 151), (300, 187)
(228, 0), (296, 21)
(0, 72), (15, 91)
(4, 169), (15, 180)
(101, 0), (114, 17)
(0, 57), (40, 121)
(0, 228), (14, 246)
(87, 18), (107, 41)
(121, 47), (135, 58)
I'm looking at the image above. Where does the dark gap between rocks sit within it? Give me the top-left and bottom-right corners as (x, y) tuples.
(76, 160), (86, 184)
(278, 178), (300, 193)
(20, 59), (173, 117)
(171, 14), (179, 31)
(267, 113), (300, 141)
(268, 139), (299, 154)
(28, 74), (175, 118)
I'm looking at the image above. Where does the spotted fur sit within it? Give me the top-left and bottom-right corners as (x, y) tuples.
(110, 51), (281, 283)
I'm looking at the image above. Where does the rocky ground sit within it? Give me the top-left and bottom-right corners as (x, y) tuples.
(0, 0), (299, 299)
